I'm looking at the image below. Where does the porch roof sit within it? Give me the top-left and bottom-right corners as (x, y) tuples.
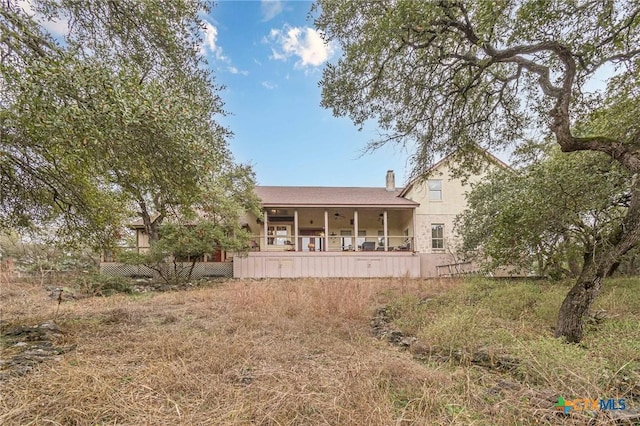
(255, 186), (419, 208)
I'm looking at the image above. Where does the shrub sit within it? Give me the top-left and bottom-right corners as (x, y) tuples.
(73, 273), (134, 296)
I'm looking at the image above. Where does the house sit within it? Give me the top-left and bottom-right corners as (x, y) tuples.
(100, 219), (233, 279)
(100, 151), (506, 279)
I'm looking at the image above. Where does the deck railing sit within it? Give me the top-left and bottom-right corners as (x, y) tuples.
(436, 261), (478, 277)
(249, 235), (414, 252)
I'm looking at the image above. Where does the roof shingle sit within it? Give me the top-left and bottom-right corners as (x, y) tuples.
(255, 186), (419, 208)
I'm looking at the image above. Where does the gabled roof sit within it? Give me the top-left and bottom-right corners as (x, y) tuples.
(398, 149), (510, 197)
(255, 186), (419, 208)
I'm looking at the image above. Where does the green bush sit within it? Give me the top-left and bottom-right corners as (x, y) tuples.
(73, 273), (135, 296)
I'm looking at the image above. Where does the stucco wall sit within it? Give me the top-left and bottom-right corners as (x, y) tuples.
(404, 158), (493, 255)
(418, 253), (457, 277)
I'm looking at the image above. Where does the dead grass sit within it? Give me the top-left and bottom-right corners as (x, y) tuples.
(0, 276), (637, 425)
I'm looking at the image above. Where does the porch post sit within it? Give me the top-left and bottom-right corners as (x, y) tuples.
(263, 209), (268, 250)
(383, 210), (388, 251)
(353, 210), (359, 250)
(412, 208), (417, 251)
(294, 209), (299, 251)
(324, 210), (329, 251)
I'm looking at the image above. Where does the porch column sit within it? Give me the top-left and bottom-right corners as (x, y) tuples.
(294, 209), (299, 251)
(412, 208), (417, 251)
(263, 209), (268, 250)
(324, 210), (329, 251)
(353, 210), (359, 250)
(383, 210), (388, 251)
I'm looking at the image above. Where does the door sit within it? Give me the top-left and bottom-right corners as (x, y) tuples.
(300, 229), (324, 251)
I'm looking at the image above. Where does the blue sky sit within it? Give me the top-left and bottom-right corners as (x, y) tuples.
(201, 1), (411, 188)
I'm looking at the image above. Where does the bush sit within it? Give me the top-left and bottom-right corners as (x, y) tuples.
(73, 273), (134, 296)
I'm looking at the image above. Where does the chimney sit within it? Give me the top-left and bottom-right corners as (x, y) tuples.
(385, 170), (395, 191)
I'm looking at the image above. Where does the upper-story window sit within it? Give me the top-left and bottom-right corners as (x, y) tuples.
(428, 180), (442, 201)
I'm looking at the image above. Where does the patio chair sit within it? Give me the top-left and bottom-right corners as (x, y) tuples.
(395, 239), (411, 251)
(361, 241), (376, 251)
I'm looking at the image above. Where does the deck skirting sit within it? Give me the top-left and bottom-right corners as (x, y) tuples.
(232, 251), (420, 278)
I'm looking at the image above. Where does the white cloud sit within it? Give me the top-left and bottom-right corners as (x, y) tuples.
(268, 26), (335, 68)
(201, 20), (249, 76)
(262, 81), (277, 89)
(261, 0), (283, 22)
(228, 66), (249, 76)
(201, 20), (227, 61)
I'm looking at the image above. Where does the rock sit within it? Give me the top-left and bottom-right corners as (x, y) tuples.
(387, 330), (404, 344)
(37, 322), (62, 334)
(400, 336), (417, 347)
(1, 321), (75, 381)
(47, 288), (76, 301)
(485, 379), (522, 396)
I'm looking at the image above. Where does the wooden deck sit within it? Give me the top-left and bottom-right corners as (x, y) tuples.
(232, 251), (420, 278)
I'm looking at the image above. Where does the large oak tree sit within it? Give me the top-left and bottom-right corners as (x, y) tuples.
(315, 0), (640, 342)
(1, 0), (258, 250)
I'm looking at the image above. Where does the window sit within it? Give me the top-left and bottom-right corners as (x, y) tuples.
(267, 225), (290, 246)
(428, 180), (442, 201)
(431, 224), (444, 249)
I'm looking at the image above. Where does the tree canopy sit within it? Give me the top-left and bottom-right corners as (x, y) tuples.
(456, 145), (632, 279)
(315, 0), (640, 342)
(1, 0), (258, 248)
(315, 0), (639, 173)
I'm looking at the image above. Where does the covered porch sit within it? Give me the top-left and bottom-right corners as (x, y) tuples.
(252, 206), (416, 253)
(234, 184), (421, 278)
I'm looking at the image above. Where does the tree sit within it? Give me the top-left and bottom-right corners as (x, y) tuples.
(456, 145), (632, 279)
(119, 221), (252, 284)
(0, 231), (97, 284)
(1, 0), (257, 250)
(315, 0), (640, 342)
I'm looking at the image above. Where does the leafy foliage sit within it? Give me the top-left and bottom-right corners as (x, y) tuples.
(457, 146), (632, 278)
(1, 0), (257, 249)
(73, 273), (135, 297)
(0, 232), (97, 273)
(118, 221), (251, 284)
(315, 1), (640, 175)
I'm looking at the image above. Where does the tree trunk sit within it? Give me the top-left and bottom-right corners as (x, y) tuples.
(554, 259), (604, 343)
(138, 200), (165, 244)
(555, 185), (640, 343)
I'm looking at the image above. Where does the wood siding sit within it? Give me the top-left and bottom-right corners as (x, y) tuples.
(233, 251), (420, 278)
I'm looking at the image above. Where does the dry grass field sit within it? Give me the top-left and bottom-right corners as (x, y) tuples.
(1, 275), (638, 425)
